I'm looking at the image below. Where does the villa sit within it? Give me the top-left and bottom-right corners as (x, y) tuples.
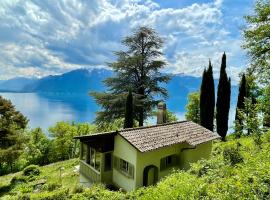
(75, 102), (220, 191)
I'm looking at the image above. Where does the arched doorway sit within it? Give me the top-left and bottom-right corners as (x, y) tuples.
(143, 165), (158, 186)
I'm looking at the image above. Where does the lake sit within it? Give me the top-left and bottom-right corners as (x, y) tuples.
(0, 92), (236, 133)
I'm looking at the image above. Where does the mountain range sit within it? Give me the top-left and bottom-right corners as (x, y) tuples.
(0, 68), (238, 109)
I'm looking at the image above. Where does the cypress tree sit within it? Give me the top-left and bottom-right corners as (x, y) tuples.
(124, 90), (133, 128)
(235, 74), (247, 134)
(200, 60), (215, 131)
(200, 69), (208, 126)
(216, 52), (231, 141)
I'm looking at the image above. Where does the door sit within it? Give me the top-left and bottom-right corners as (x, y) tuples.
(143, 165), (158, 186)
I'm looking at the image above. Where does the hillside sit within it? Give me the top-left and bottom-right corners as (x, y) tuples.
(1, 133), (269, 199)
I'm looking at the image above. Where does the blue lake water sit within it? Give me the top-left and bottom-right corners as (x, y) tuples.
(0, 92), (236, 133)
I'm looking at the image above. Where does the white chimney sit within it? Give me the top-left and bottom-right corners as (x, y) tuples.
(157, 102), (167, 124)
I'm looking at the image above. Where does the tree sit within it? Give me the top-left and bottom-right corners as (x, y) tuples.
(242, 0), (270, 84)
(124, 91), (133, 128)
(49, 122), (77, 161)
(200, 60), (215, 131)
(0, 95), (28, 172)
(23, 128), (52, 166)
(91, 27), (170, 127)
(260, 84), (270, 128)
(235, 73), (247, 136)
(185, 91), (200, 124)
(216, 53), (231, 141)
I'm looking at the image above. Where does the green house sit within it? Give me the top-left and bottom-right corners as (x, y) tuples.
(75, 103), (220, 191)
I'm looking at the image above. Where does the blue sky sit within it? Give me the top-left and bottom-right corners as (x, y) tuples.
(0, 0), (255, 83)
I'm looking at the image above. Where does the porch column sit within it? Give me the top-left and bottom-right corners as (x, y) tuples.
(80, 142), (83, 160)
(86, 144), (90, 164)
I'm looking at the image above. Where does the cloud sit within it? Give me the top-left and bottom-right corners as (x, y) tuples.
(0, 0), (250, 81)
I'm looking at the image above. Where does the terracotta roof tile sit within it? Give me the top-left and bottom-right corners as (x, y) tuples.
(118, 121), (220, 152)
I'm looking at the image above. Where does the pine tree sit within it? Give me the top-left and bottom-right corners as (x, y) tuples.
(91, 27), (170, 127)
(124, 91), (133, 128)
(200, 60), (215, 131)
(235, 74), (247, 135)
(216, 53), (231, 141)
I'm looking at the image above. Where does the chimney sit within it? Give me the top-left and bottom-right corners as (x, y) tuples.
(157, 102), (167, 124)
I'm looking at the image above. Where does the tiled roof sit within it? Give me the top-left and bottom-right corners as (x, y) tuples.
(118, 121), (220, 152)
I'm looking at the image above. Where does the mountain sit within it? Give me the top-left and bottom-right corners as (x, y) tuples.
(0, 77), (37, 92)
(23, 68), (113, 93)
(0, 69), (238, 108)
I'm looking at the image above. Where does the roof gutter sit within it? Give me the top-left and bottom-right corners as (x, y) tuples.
(180, 146), (196, 152)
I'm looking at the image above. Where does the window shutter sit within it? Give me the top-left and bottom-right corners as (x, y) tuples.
(113, 156), (119, 169)
(160, 157), (166, 171)
(128, 164), (134, 178)
(172, 155), (180, 165)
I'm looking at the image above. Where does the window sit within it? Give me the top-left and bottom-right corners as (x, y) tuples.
(120, 160), (129, 173)
(160, 154), (179, 171)
(87, 147), (101, 172)
(114, 156), (134, 178)
(104, 153), (112, 171)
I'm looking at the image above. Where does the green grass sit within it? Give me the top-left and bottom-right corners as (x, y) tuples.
(0, 159), (79, 199)
(1, 132), (270, 199)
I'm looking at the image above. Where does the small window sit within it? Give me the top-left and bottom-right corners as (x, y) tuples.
(104, 153), (112, 171)
(160, 154), (179, 171)
(120, 160), (129, 173)
(114, 156), (134, 178)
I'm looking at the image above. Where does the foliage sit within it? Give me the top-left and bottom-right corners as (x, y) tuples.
(91, 26), (171, 127)
(0, 95), (28, 174)
(259, 84), (270, 128)
(216, 53), (231, 141)
(185, 91), (200, 124)
(235, 73), (247, 136)
(22, 128), (52, 166)
(242, 0), (270, 84)
(200, 60), (215, 131)
(1, 135), (270, 199)
(23, 165), (40, 176)
(49, 122), (79, 161)
(124, 90), (134, 128)
(223, 146), (243, 166)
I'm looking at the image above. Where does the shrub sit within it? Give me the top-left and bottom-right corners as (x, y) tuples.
(72, 184), (84, 194)
(30, 188), (69, 200)
(223, 146), (243, 166)
(10, 175), (27, 184)
(23, 165), (40, 176)
(43, 182), (61, 192)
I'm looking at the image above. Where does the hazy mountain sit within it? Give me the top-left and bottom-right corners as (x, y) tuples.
(0, 68), (237, 108)
(23, 68), (113, 93)
(0, 77), (37, 92)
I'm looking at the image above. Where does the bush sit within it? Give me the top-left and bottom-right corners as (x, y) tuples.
(23, 165), (40, 176)
(71, 184), (84, 194)
(223, 146), (243, 166)
(30, 188), (69, 200)
(43, 182), (61, 192)
(10, 175), (27, 184)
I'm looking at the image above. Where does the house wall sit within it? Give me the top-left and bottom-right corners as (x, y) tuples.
(100, 152), (113, 184)
(180, 141), (212, 170)
(135, 141), (213, 189)
(112, 135), (137, 191)
(135, 143), (183, 189)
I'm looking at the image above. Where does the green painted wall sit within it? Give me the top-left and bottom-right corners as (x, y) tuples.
(135, 141), (213, 189)
(180, 142), (212, 170)
(112, 135), (137, 191)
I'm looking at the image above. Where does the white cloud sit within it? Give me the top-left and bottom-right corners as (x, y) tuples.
(0, 0), (248, 81)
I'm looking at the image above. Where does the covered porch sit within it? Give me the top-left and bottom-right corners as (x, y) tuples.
(75, 131), (117, 185)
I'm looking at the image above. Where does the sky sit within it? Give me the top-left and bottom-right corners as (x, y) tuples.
(0, 0), (255, 83)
